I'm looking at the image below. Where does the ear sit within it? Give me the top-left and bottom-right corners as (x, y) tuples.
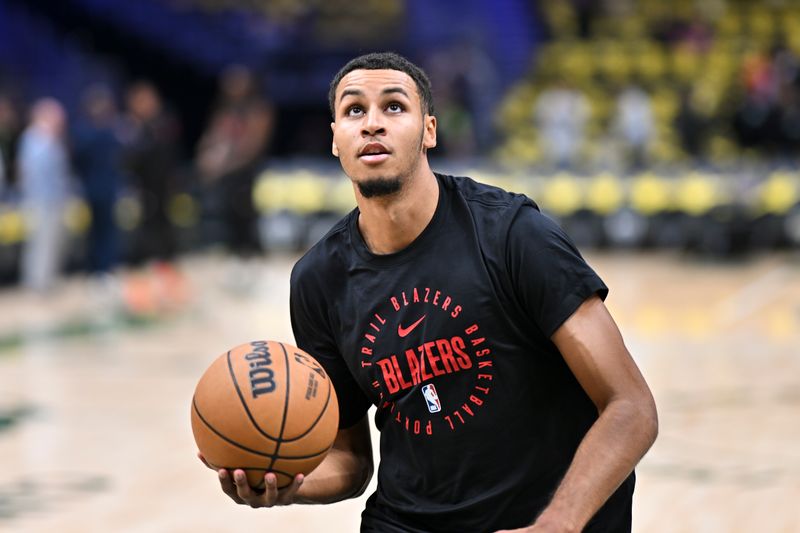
(331, 122), (339, 157)
(423, 115), (437, 150)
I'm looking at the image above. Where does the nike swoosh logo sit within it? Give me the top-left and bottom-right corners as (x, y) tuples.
(397, 315), (426, 338)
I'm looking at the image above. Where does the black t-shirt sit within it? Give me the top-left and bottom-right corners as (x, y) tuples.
(290, 174), (634, 532)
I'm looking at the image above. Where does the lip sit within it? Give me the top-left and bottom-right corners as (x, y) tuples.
(359, 153), (390, 165)
(359, 142), (391, 157)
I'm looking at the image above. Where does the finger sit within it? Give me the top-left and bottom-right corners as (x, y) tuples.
(233, 470), (262, 507)
(262, 472), (279, 506)
(197, 452), (213, 470)
(219, 469), (244, 504)
(276, 473), (304, 505)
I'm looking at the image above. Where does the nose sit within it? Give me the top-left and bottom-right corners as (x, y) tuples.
(361, 107), (386, 136)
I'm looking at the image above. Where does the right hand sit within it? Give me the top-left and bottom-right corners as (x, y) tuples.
(198, 452), (304, 508)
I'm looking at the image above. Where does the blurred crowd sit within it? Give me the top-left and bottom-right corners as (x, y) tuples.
(2, 0), (800, 296)
(0, 64), (273, 295)
(496, 0), (800, 170)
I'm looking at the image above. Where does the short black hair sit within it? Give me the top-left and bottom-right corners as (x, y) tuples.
(328, 52), (434, 118)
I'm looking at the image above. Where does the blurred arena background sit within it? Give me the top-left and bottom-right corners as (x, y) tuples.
(0, 0), (798, 531)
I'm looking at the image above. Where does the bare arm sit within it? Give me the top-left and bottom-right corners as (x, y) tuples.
(293, 414), (374, 504)
(501, 295), (658, 532)
(201, 414), (373, 508)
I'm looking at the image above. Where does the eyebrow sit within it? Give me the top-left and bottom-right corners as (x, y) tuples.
(338, 86), (411, 103)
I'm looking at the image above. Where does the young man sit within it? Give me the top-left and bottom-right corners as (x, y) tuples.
(204, 52), (658, 532)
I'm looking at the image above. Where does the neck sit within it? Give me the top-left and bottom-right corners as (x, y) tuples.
(354, 164), (439, 255)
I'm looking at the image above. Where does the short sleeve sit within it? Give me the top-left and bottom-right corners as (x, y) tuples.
(506, 205), (608, 337)
(290, 266), (371, 428)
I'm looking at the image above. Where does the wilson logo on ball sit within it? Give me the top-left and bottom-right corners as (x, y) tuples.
(245, 341), (276, 398)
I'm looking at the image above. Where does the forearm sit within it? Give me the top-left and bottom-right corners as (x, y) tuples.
(293, 416), (374, 505)
(535, 397), (658, 532)
(294, 446), (373, 504)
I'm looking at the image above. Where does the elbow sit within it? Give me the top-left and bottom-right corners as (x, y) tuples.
(350, 457), (374, 499)
(649, 406), (659, 446)
(609, 390), (658, 450)
(640, 393), (659, 449)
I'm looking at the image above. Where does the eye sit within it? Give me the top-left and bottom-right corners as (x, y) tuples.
(346, 105), (364, 117)
(387, 102), (404, 113)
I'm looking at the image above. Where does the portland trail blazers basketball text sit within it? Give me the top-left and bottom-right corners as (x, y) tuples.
(357, 286), (496, 437)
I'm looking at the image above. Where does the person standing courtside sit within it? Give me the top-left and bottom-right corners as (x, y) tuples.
(17, 98), (72, 292)
(0, 93), (22, 199)
(123, 81), (181, 267)
(195, 65), (273, 257)
(201, 52), (658, 532)
(73, 84), (125, 278)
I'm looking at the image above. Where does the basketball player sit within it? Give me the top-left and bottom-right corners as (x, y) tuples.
(202, 52), (658, 532)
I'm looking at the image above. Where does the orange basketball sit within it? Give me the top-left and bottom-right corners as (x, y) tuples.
(191, 340), (339, 489)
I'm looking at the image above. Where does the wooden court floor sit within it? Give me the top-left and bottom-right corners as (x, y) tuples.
(0, 250), (798, 532)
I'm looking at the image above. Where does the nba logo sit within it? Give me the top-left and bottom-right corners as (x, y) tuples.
(422, 384), (441, 413)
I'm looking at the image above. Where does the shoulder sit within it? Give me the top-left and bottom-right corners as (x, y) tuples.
(439, 173), (579, 256)
(438, 172), (542, 240)
(508, 202), (571, 249)
(439, 173), (536, 211)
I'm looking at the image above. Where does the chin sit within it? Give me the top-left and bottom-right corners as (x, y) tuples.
(355, 175), (404, 199)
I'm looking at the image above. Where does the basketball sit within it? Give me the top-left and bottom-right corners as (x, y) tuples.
(191, 340), (339, 489)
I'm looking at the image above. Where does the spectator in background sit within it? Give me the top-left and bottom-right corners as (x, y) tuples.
(426, 48), (480, 159)
(676, 85), (709, 160)
(535, 77), (589, 169)
(613, 82), (654, 170)
(571, 0), (599, 39)
(196, 65), (273, 256)
(72, 84), (125, 280)
(431, 75), (476, 159)
(17, 98), (71, 292)
(777, 81), (800, 156)
(768, 43), (800, 158)
(0, 94), (21, 199)
(124, 81), (181, 267)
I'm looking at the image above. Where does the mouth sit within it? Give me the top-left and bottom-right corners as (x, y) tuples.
(358, 142), (391, 164)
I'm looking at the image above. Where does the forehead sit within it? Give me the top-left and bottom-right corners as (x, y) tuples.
(336, 69), (419, 102)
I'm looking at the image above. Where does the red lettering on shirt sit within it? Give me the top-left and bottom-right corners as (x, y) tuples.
(451, 336), (472, 369)
(418, 345), (434, 381)
(377, 359), (398, 394)
(422, 341), (445, 376)
(405, 348), (420, 385)
(436, 339), (456, 372)
(391, 355), (413, 390)
(442, 296), (451, 310)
